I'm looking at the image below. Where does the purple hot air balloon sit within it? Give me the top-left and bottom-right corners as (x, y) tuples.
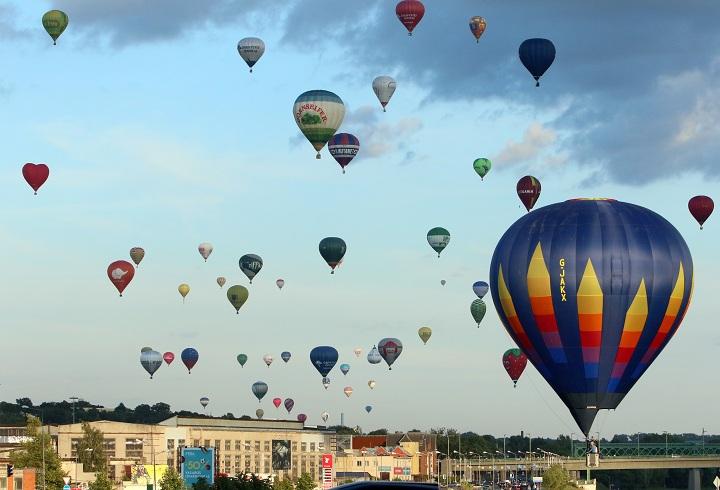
(284, 398), (295, 413)
(327, 133), (360, 174)
(297, 413), (307, 423)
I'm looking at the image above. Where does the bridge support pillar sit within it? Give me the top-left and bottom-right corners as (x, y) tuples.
(687, 468), (701, 490)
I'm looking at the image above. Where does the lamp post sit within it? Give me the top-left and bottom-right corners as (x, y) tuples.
(483, 451), (495, 490)
(570, 433), (576, 459)
(21, 406), (46, 490)
(701, 428), (705, 456)
(662, 431), (668, 457)
(69, 397), (80, 424)
(636, 433), (640, 457)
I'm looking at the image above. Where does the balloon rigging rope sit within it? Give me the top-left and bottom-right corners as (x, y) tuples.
(526, 370), (576, 434)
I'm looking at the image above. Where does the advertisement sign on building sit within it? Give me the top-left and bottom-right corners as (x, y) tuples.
(379, 466), (391, 472)
(181, 447), (215, 487)
(321, 453), (333, 490)
(321, 454), (333, 468)
(393, 467), (403, 475)
(272, 440), (291, 470)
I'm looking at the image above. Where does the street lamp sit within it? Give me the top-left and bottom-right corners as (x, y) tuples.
(662, 431), (668, 457)
(482, 451), (495, 490)
(21, 406), (46, 490)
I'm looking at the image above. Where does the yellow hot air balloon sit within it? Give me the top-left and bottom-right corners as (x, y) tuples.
(418, 326), (432, 344)
(178, 283), (190, 303)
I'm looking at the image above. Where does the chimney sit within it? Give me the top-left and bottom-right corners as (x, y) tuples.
(341, 412), (345, 427)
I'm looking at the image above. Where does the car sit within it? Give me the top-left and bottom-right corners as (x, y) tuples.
(335, 483), (440, 490)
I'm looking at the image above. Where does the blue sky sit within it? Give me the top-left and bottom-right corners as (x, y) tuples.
(1, 0), (719, 438)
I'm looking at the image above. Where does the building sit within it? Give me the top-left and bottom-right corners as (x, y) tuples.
(351, 432), (437, 481)
(334, 446), (413, 481)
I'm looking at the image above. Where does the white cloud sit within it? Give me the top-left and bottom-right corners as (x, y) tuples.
(493, 122), (558, 167)
(343, 105), (423, 160)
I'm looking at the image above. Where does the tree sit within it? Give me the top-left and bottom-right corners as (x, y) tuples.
(272, 478), (293, 490)
(88, 471), (113, 490)
(10, 416), (66, 490)
(368, 429), (388, 435)
(192, 477), (212, 490)
(158, 466), (184, 490)
(77, 422), (107, 472)
(295, 473), (314, 490)
(541, 464), (578, 490)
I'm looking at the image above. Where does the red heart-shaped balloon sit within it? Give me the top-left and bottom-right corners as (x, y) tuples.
(22, 163), (50, 195)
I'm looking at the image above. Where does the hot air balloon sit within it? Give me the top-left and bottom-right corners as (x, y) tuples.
(276, 279), (285, 290)
(365, 405), (372, 413)
(227, 285), (249, 313)
(141, 347), (152, 353)
(427, 227), (450, 257)
(490, 198), (694, 435)
(107, 260), (135, 296)
(471, 299), (487, 327)
(256, 409), (264, 419)
(343, 386), (353, 398)
(378, 338), (403, 370)
(517, 176), (541, 211)
(469, 16), (487, 43)
(198, 243), (213, 262)
(252, 381), (268, 402)
(502, 348), (528, 388)
(200, 397), (210, 409)
(319, 237), (347, 273)
(519, 38), (556, 87)
(297, 413), (307, 423)
(328, 133), (360, 174)
(42, 10), (68, 45)
(281, 351), (292, 363)
(340, 363), (350, 376)
(372, 76), (396, 112)
(284, 398), (294, 413)
(217, 277), (226, 288)
(310, 346), (339, 378)
(272, 398), (282, 409)
(322, 377), (331, 389)
(178, 283), (190, 302)
(140, 350), (162, 379)
(163, 352), (175, 365)
(473, 281), (489, 299)
(293, 90), (345, 159)
(263, 354), (273, 367)
(321, 412), (329, 423)
(440, 280), (446, 286)
(473, 158), (491, 180)
(239, 254), (263, 284)
(353, 348), (362, 358)
(395, 0), (424, 36)
(367, 346), (382, 364)
(237, 37), (265, 73)
(688, 195), (714, 229)
(21, 163), (50, 195)
(368, 380), (376, 389)
(237, 354), (248, 367)
(418, 327), (432, 345)
(181, 348), (199, 374)
(129, 247), (145, 267)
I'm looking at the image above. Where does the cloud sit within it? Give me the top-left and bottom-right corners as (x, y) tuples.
(0, 3), (30, 39)
(343, 105), (423, 159)
(494, 122), (557, 167)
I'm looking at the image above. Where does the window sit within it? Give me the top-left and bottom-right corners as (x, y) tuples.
(263, 441), (270, 452)
(167, 439), (175, 450)
(356, 461), (362, 467)
(13, 478), (22, 490)
(204, 440), (210, 448)
(310, 443), (315, 452)
(235, 441), (241, 451)
(244, 440), (250, 451)
(254, 441), (260, 451)
(225, 440), (231, 451)
(125, 439), (143, 459)
(104, 439), (116, 458)
(1, 477), (7, 490)
(301, 443), (307, 452)
(318, 443), (324, 451)
(292, 443), (298, 452)
(178, 439), (185, 447)
(193, 439), (200, 447)
(71, 438), (81, 458)
(214, 440), (220, 449)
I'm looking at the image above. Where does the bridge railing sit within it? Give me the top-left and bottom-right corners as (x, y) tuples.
(571, 443), (720, 458)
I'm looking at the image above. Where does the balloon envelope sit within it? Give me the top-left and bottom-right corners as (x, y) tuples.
(365, 405), (373, 413)
(263, 354), (273, 367)
(489, 198), (693, 434)
(321, 411), (329, 423)
(367, 346), (382, 364)
(473, 281), (489, 298)
(237, 37), (265, 72)
(418, 327), (432, 344)
(503, 348), (528, 387)
(22, 163), (50, 194)
(319, 237), (347, 273)
(368, 380), (376, 389)
(252, 381), (268, 402)
(353, 348), (362, 358)
(256, 409), (264, 419)
(237, 354), (248, 367)
(129, 247), (145, 267)
(310, 346), (339, 377)
(297, 413), (307, 423)
(427, 227), (450, 257)
(276, 279), (285, 289)
(178, 283), (190, 300)
(293, 90), (345, 158)
(181, 348), (199, 373)
(42, 10), (68, 44)
(688, 195), (714, 229)
(471, 299), (487, 326)
(343, 386), (353, 398)
(198, 243), (213, 261)
(217, 277), (226, 288)
(140, 350), (162, 379)
(281, 351), (292, 363)
(200, 397), (209, 408)
(378, 338), (403, 369)
(340, 363), (350, 375)
(372, 76), (397, 112)
(519, 38), (556, 86)
(395, 0), (425, 35)
(163, 352), (175, 365)
(473, 158), (491, 180)
(141, 347), (152, 353)
(469, 16), (487, 42)
(227, 285), (249, 313)
(322, 377), (331, 389)
(272, 398), (282, 409)
(328, 133), (360, 172)
(517, 176), (542, 211)
(284, 398), (295, 413)
(107, 260), (135, 296)
(239, 254), (263, 283)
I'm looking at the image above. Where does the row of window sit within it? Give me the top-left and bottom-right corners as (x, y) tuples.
(0, 477), (22, 490)
(168, 439), (323, 453)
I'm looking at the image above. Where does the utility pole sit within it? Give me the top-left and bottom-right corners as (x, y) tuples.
(69, 397), (79, 424)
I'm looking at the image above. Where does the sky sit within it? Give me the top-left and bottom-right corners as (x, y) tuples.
(1, 0), (719, 439)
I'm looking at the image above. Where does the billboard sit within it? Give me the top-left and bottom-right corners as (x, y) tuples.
(181, 447), (215, 487)
(272, 440), (291, 470)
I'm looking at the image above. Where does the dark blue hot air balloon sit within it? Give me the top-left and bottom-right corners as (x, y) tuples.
(181, 347), (199, 373)
(519, 38), (556, 87)
(281, 351), (291, 363)
(310, 346), (338, 377)
(489, 199), (693, 435)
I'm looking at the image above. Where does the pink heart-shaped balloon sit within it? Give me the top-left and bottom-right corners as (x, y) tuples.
(22, 163), (50, 195)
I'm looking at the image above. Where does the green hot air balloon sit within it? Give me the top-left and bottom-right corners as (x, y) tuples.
(319, 237), (347, 274)
(427, 227), (450, 257)
(227, 285), (249, 314)
(237, 354), (248, 367)
(418, 326), (432, 345)
(473, 158), (492, 180)
(293, 90), (345, 159)
(42, 10), (69, 45)
(471, 298), (486, 327)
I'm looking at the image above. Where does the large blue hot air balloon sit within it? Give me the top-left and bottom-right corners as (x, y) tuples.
(519, 38), (556, 87)
(181, 348), (199, 373)
(489, 199), (693, 435)
(310, 346), (339, 377)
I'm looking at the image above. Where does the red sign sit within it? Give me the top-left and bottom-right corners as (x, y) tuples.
(393, 467), (403, 475)
(322, 454), (333, 468)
